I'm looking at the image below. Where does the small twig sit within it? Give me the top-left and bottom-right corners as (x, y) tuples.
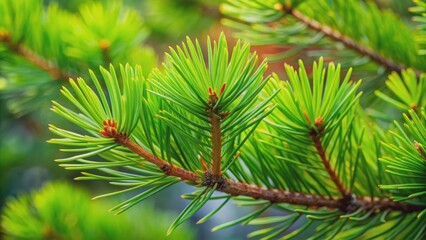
(210, 113), (222, 177)
(273, 4), (416, 76)
(208, 87), (223, 178)
(309, 117), (350, 197)
(118, 135), (200, 182)
(0, 30), (72, 81)
(311, 135), (349, 197)
(290, 9), (407, 74)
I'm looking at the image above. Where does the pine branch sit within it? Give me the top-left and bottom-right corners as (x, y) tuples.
(208, 87), (223, 177)
(281, 7), (410, 75)
(309, 121), (350, 197)
(117, 134), (199, 182)
(114, 132), (423, 214)
(210, 114), (222, 177)
(47, 31), (426, 237)
(0, 30), (72, 81)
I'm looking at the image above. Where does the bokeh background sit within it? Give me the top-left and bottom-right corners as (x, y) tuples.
(0, 0), (416, 239)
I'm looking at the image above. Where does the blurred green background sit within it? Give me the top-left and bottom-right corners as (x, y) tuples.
(0, 0), (416, 239)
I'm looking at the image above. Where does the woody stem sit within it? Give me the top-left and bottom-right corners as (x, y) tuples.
(0, 31), (72, 81)
(210, 113), (222, 177)
(288, 9), (415, 76)
(310, 130), (350, 197)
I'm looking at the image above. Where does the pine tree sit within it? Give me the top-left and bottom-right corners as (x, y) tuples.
(1, 0), (425, 239)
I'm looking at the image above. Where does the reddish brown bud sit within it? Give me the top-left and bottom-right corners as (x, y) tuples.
(111, 128), (117, 136)
(315, 117), (324, 128)
(100, 119), (119, 138)
(314, 116), (325, 135)
(220, 83), (226, 95)
(208, 87), (213, 95)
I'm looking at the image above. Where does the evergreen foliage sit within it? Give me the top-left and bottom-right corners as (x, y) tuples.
(221, 0), (426, 101)
(1, 182), (195, 240)
(0, 0), (156, 115)
(140, 0), (222, 41)
(1, 0), (426, 239)
(47, 34), (426, 238)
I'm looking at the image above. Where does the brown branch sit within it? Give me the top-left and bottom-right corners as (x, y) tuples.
(210, 113), (222, 177)
(115, 135), (423, 213)
(208, 87), (224, 178)
(274, 5), (410, 75)
(117, 135), (199, 182)
(310, 129), (350, 197)
(222, 177), (342, 208)
(0, 30), (72, 81)
(353, 196), (422, 213)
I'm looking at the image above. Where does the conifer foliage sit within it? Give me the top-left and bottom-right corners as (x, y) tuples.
(1, 182), (195, 239)
(0, 0), (156, 115)
(48, 32), (426, 238)
(2, 0), (426, 239)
